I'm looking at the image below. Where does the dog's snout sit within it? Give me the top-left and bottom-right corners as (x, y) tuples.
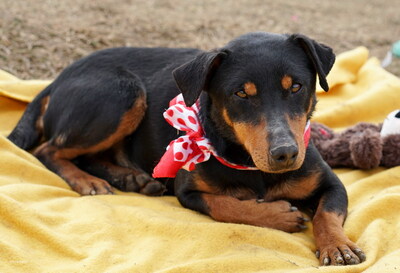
(270, 144), (298, 167)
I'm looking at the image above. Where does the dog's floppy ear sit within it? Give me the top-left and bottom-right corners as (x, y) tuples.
(291, 34), (335, 92)
(173, 50), (227, 106)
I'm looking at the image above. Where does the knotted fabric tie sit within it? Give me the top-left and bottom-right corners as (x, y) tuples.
(152, 94), (311, 178)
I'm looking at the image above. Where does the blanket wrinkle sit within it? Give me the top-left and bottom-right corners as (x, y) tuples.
(1, 47), (400, 272)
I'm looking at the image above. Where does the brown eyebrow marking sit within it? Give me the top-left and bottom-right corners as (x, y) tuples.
(244, 82), (257, 96)
(281, 75), (293, 90)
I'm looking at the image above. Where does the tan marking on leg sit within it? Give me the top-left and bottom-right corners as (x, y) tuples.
(36, 95), (50, 132)
(57, 160), (112, 195)
(285, 113), (308, 169)
(202, 193), (305, 232)
(244, 82), (257, 96)
(281, 75), (293, 90)
(34, 142), (112, 195)
(313, 211), (346, 248)
(313, 200), (365, 265)
(55, 94), (147, 159)
(265, 171), (320, 201)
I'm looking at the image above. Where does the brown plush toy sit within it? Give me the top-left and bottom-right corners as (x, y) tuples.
(311, 110), (400, 169)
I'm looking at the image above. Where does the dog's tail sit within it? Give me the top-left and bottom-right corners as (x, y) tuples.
(8, 85), (52, 150)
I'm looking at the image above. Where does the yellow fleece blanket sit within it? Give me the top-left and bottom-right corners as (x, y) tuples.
(1, 47), (400, 273)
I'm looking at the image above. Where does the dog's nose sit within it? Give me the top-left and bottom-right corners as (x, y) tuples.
(270, 144), (298, 167)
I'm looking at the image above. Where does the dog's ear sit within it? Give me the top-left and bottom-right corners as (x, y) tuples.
(291, 34), (335, 92)
(173, 50), (227, 106)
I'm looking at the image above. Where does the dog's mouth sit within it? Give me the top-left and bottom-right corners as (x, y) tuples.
(248, 130), (307, 174)
(250, 149), (305, 174)
(224, 110), (309, 174)
(230, 122), (307, 174)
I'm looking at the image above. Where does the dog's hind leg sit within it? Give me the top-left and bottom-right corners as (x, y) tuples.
(34, 68), (148, 195)
(34, 92), (147, 195)
(34, 142), (114, 195)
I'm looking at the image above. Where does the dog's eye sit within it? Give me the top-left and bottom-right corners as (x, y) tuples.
(291, 83), (302, 93)
(235, 90), (248, 99)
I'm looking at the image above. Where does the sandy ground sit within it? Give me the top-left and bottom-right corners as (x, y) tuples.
(1, 0), (399, 79)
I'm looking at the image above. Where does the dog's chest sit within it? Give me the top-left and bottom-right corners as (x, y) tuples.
(263, 174), (320, 201)
(220, 172), (320, 202)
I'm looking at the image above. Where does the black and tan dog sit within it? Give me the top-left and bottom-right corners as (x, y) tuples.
(9, 32), (365, 266)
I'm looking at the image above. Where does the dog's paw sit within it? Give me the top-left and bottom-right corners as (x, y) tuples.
(270, 200), (309, 233)
(70, 177), (114, 195)
(254, 200), (309, 232)
(316, 240), (366, 266)
(123, 173), (166, 196)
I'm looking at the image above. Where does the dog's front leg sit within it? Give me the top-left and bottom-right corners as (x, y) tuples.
(312, 171), (366, 265)
(175, 170), (308, 232)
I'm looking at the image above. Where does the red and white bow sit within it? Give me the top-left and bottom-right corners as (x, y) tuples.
(152, 94), (258, 178)
(152, 94), (311, 178)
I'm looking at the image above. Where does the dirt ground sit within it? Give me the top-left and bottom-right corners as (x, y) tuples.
(1, 0), (399, 80)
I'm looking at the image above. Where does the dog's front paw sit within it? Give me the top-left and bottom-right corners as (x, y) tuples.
(316, 240), (366, 266)
(270, 200), (309, 233)
(255, 200), (309, 232)
(124, 173), (166, 196)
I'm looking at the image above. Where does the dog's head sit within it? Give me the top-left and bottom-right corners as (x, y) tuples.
(173, 32), (335, 173)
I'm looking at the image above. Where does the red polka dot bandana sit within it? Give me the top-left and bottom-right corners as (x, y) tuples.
(152, 94), (311, 178)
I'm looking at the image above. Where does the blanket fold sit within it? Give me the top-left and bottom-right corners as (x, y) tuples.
(1, 47), (400, 272)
